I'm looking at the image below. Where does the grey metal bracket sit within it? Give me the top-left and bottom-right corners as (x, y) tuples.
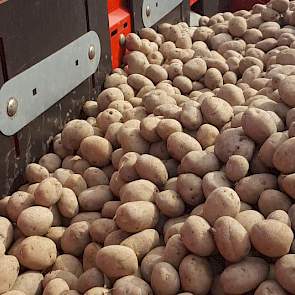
(142, 0), (183, 28)
(0, 30), (100, 136)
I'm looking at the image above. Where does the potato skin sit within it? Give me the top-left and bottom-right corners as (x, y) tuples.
(273, 138), (295, 174)
(235, 210), (265, 233)
(275, 254), (295, 293)
(52, 254), (83, 277)
(43, 278), (69, 295)
(254, 280), (287, 295)
(181, 216), (215, 256)
(83, 242), (102, 271)
(179, 255), (213, 295)
(17, 206), (53, 236)
(17, 236), (57, 270)
(151, 262), (180, 295)
(77, 268), (104, 294)
(250, 220), (294, 257)
(121, 229), (160, 261)
(0, 217), (13, 249)
(213, 216), (251, 262)
(115, 201), (159, 233)
(220, 257), (269, 294)
(43, 270), (78, 290)
(11, 271), (43, 295)
(135, 154), (168, 186)
(113, 275), (152, 295)
(96, 245), (138, 279)
(203, 187), (240, 225)
(0, 255), (20, 294)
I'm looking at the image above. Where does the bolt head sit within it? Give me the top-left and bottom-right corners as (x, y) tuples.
(119, 34), (126, 46)
(146, 5), (151, 17)
(88, 45), (95, 60)
(7, 97), (18, 117)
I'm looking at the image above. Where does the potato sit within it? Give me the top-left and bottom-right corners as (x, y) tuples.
(61, 221), (90, 256)
(17, 206), (53, 236)
(57, 188), (79, 219)
(70, 212), (101, 225)
(84, 287), (110, 295)
(155, 190), (185, 218)
(182, 58), (207, 81)
(151, 262), (180, 295)
(203, 187), (240, 225)
(179, 255), (213, 295)
(25, 163), (50, 184)
(278, 75), (295, 107)
(225, 155), (249, 182)
(195, 124), (219, 149)
(167, 62), (183, 80)
(43, 278), (69, 295)
(89, 219), (117, 244)
(96, 245), (138, 279)
(118, 152), (139, 182)
(83, 100), (99, 117)
(101, 201), (121, 219)
(135, 154), (168, 186)
(180, 103), (203, 130)
(113, 276), (152, 295)
(140, 117), (161, 143)
(145, 64), (168, 84)
(17, 236), (57, 270)
(235, 173), (277, 204)
(181, 216), (215, 256)
(2, 291), (26, 295)
(258, 132), (289, 168)
(53, 168), (73, 186)
(267, 210), (291, 226)
(109, 172), (126, 197)
(156, 119), (182, 141)
(241, 108), (277, 144)
(255, 280), (287, 295)
(80, 136), (112, 167)
(0, 255), (19, 294)
(120, 179), (158, 203)
(125, 33), (142, 51)
(121, 229), (159, 261)
(34, 177), (62, 207)
(177, 173), (204, 206)
(46, 227), (66, 249)
(217, 84), (245, 106)
(12, 271), (43, 295)
(104, 229), (131, 246)
(104, 73), (127, 88)
(180, 150), (220, 177)
(228, 16), (247, 37)
(43, 270), (78, 290)
(115, 201), (159, 233)
(213, 216), (251, 262)
(39, 153), (61, 173)
(83, 242), (101, 271)
(275, 254), (295, 293)
(52, 254), (83, 277)
(250, 220), (293, 257)
(77, 268), (104, 293)
(235, 209), (264, 233)
(148, 51), (164, 65)
(96, 108), (122, 133)
(201, 96), (233, 129)
(204, 68), (223, 90)
(78, 185), (113, 211)
(61, 120), (94, 150)
(172, 76), (192, 94)
(0, 217), (13, 250)
(258, 189), (291, 216)
(220, 257), (269, 294)
(167, 132), (201, 161)
(112, 148), (125, 170)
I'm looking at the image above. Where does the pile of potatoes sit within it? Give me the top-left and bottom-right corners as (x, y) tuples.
(3, 0), (295, 294)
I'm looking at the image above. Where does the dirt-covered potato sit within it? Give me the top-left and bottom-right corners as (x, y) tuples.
(220, 257), (269, 294)
(39, 153), (61, 173)
(25, 163), (49, 184)
(0, 255), (20, 294)
(11, 271), (44, 295)
(179, 255), (213, 294)
(250, 220), (294, 257)
(17, 236), (57, 270)
(77, 268), (104, 294)
(275, 254), (295, 293)
(255, 280), (287, 295)
(225, 155), (249, 182)
(89, 218), (117, 244)
(52, 254), (83, 277)
(213, 216), (251, 262)
(43, 278), (69, 295)
(203, 187), (240, 225)
(235, 210), (265, 233)
(115, 201), (159, 233)
(96, 245), (138, 279)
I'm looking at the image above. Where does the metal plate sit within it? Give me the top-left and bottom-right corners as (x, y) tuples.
(0, 31), (100, 136)
(142, 0), (183, 27)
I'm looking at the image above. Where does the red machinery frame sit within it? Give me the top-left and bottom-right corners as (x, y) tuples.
(108, 0), (131, 69)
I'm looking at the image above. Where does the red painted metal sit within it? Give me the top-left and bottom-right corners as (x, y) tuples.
(190, 0), (198, 6)
(230, 0), (268, 12)
(108, 0), (131, 69)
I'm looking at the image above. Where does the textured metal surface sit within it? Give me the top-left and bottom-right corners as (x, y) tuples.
(0, 31), (100, 136)
(142, 0), (183, 28)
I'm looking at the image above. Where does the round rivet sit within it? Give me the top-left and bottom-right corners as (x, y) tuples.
(119, 34), (126, 46)
(146, 5), (151, 17)
(88, 45), (95, 60)
(7, 97), (18, 117)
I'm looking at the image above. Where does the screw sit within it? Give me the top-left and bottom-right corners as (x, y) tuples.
(88, 45), (95, 60)
(119, 34), (126, 46)
(7, 97), (18, 117)
(146, 5), (151, 17)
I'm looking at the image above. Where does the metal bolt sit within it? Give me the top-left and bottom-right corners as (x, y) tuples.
(119, 34), (126, 47)
(7, 97), (18, 117)
(88, 45), (95, 60)
(146, 5), (151, 17)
